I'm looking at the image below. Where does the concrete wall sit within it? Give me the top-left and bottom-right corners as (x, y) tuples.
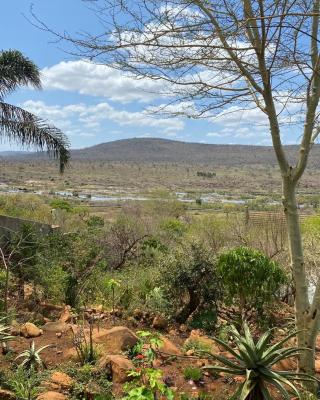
(0, 214), (58, 239)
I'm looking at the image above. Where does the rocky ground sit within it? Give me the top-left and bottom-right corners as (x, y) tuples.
(0, 304), (318, 400)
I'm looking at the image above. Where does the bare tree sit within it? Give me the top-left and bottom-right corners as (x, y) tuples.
(34, 0), (320, 377)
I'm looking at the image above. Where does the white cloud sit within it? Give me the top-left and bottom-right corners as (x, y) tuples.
(21, 100), (184, 137)
(41, 60), (168, 103)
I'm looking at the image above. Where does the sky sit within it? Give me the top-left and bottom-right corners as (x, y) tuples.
(0, 0), (302, 150)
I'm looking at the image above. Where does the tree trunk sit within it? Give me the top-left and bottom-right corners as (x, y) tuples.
(283, 177), (319, 380)
(176, 288), (200, 324)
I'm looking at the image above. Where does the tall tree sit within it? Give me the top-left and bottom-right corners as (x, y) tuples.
(37, 0), (320, 377)
(0, 50), (69, 171)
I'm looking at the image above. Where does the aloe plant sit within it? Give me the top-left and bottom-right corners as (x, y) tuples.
(203, 323), (315, 400)
(15, 341), (52, 372)
(0, 316), (14, 354)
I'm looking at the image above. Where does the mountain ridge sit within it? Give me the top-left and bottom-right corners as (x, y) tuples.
(1, 138), (320, 167)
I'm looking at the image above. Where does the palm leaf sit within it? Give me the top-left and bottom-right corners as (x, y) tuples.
(0, 50), (41, 97)
(0, 102), (70, 172)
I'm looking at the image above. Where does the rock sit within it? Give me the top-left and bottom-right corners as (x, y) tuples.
(184, 330), (220, 353)
(63, 348), (78, 361)
(315, 359), (320, 373)
(152, 315), (168, 330)
(59, 305), (72, 323)
(157, 336), (182, 356)
(98, 354), (134, 383)
(179, 324), (188, 333)
(37, 392), (67, 400)
(10, 321), (20, 336)
(93, 304), (103, 313)
(274, 357), (296, 371)
(93, 326), (139, 352)
(50, 372), (74, 390)
(56, 332), (62, 339)
(0, 389), (16, 400)
(20, 322), (43, 338)
(133, 309), (143, 320)
(43, 322), (70, 334)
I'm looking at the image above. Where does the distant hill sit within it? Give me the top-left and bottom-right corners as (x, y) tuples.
(2, 138), (320, 167)
(71, 138), (320, 167)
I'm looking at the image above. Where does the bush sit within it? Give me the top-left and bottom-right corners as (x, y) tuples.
(183, 367), (202, 382)
(218, 246), (287, 315)
(159, 242), (221, 327)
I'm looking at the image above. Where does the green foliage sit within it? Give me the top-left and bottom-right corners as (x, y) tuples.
(123, 368), (174, 400)
(62, 363), (113, 400)
(50, 198), (73, 212)
(218, 247), (287, 314)
(71, 322), (100, 366)
(130, 331), (163, 366)
(183, 366), (202, 382)
(9, 223), (41, 288)
(204, 323), (314, 400)
(183, 339), (211, 354)
(145, 287), (171, 316)
(15, 341), (51, 371)
(159, 242), (221, 326)
(160, 219), (187, 237)
(6, 368), (42, 400)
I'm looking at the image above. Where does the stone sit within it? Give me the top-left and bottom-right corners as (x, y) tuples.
(157, 336), (182, 356)
(59, 305), (72, 323)
(315, 359), (320, 373)
(56, 332), (62, 339)
(184, 330), (221, 353)
(10, 321), (20, 336)
(133, 309), (143, 320)
(98, 354), (134, 383)
(179, 324), (188, 333)
(50, 372), (74, 390)
(152, 315), (168, 330)
(43, 322), (70, 334)
(93, 326), (139, 352)
(0, 389), (16, 400)
(37, 392), (67, 400)
(274, 357), (296, 372)
(20, 322), (43, 338)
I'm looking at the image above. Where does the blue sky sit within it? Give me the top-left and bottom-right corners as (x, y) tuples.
(0, 0), (301, 150)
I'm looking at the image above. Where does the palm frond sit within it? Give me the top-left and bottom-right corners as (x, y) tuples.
(0, 50), (41, 98)
(0, 102), (70, 172)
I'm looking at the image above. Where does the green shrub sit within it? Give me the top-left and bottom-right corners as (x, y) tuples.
(159, 242), (221, 327)
(183, 339), (211, 354)
(218, 246), (287, 315)
(6, 368), (43, 400)
(183, 367), (202, 382)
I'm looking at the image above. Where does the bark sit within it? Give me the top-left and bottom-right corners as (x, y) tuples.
(175, 288), (200, 324)
(283, 177), (319, 382)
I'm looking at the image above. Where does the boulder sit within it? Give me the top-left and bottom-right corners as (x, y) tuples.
(50, 372), (74, 390)
(59, 306), (72, 324)
(0, 389), (16, 400)
(37, 392), (67, 400)
(315, 359), (320, 373)
(43, 322), (70, 334)
(152, 315), (168, 330)
(93, 326), (138, 352)
(184, 330), (220, 353)
(10, 321), (20, 336)
(20, 322), (43, 338)
(98, 354), (134, 383)
(157, 336), (182, 356)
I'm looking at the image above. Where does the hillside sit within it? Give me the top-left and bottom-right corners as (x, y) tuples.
(2, 138), (320, 167)
(70, 138), (320, 167)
